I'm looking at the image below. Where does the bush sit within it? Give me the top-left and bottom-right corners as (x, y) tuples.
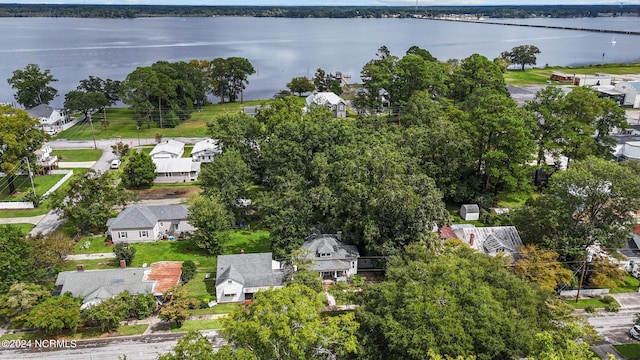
(602, 295), (616, 304)
(351, 274), (365, 287)
(113, 242), (136, 265)
(181, 260), (196, 283)
(605, 302), (620, 312)
(585, 305), (597, 314)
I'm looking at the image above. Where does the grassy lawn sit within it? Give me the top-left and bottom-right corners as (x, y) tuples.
(565, 298), (613, 309)
(170, 319), (224, 332)
(71, 236), (112, 254)
(183, 146), (193, 157)
(182, 271), (216, 303)
(223, 229), (271, 254)
(614, 344), (640, 359)
(0, 324), (148, 341)
(187, 304), (239, 316)
(0, 174), (65, 200)
(0, 223), (35, 234)
(0, 168), (89, 219)
(445, 202), (485, 227)
(54, 100), (271, 141)
(495, 192), (536, 208)
(611, 276), (640, 294)
(52, 149), (102, 162)
(130, 240), (217, 269)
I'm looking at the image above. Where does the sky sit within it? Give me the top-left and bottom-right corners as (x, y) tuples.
(0, 0), (639, 6)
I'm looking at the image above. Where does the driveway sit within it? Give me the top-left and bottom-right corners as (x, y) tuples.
(587, 292), (640, 359)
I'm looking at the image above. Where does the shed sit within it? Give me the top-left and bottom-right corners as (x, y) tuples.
(460, 204), (480, 221)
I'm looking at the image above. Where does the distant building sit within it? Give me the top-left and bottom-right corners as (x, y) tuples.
(191, 138), (221, 163)
(27, 104), (79, 135)
(152, 158), (201, 183)
(34, 142), (58, 173)
(305, 92), (347, 118)
(150, 139), (185, 159)
(453, 225), (523, 259)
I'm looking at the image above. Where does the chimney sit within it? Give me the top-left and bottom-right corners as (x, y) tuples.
(120, 259), (127, 268)
(76, 264), (84, 271)
(240, 249), (245, 255)
(469, 233), (475, 246)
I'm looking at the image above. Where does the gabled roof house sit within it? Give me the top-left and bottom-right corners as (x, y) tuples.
(27, 104), (78, 135)
(152, 158), (201, 183)
(54, 261), (182, 309)
(301, 231), (359, 281)
(191, 138), (221, 163)
(305, 92), (347, 118)
(106, 205), (194, 243)
(452, 225), (523, 259)
(215, 253), (285, 303)
(150, 139), (185, 159)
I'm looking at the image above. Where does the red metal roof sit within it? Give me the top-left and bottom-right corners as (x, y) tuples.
(148, 261), (183, 294)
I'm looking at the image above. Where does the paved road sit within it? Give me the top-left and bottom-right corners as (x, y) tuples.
(0, 332), (224, 360)
(0, 215), (45, 225)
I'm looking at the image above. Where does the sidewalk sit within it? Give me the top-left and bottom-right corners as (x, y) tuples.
(0, 215), (45, 225)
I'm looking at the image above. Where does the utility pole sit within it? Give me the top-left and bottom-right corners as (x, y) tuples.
(88, 112), (97, 150)
(158, 97), (163, 129)
(24, 157), (36, 199)
(575, 253), (593, 303)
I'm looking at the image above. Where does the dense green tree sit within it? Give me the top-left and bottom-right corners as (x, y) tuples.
(26, 231), (73, 274)
(286, 76), (315, 96)
(111, 141), (130, 158)
(0, 105), (47, 194)
(121, 151), (156, 189)
(0, 282), (48, 323)
(221, 284), (359, 360)
(512, 245), (573, 292)
(27, 293), (81, 335)
(391, 53), (446, 105)
(113, 242), (136, 266)
(512, 157), (640, 257)
(81, 299), (126, 332)
(198, 148), (251, 215)
(7, 64), (58, 108)
(206, 112), (263, 175)
(50, 169), (134, 233)
(77, 76), (121, 106)
(159, 286), (196, 328)
(355, 241), (594, 360)
(209, 57), (255, 103)
(462, 88), (535, 195)
(64, 90), (110, 136)
(188, 194), (232, 255)
(0, 226), (41, 293)
(500, 44), (541, 70)
(120, 66), (160, 128)
(449, 53), (507, 103)
(354, 46), (397, 112)
(525, 86), (567, 168)
(313, 68), (342, 94)
(157, 330), (216, 360)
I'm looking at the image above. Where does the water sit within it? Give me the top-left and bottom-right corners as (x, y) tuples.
(1, 16), (639, 107)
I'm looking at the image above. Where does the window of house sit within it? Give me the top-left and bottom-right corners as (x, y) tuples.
(160, 222), (164, 227)
(175, 223), (180, 231)
(119, 232), (127, 238)
(139, 230), (148, 237)
(228, 279), (232, 284)
(351, 261), (355, 268)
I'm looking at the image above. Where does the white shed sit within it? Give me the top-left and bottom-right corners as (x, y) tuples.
(460, 204), (480, 221)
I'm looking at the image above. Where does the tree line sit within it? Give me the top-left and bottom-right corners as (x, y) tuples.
(0, 4), (639, 19)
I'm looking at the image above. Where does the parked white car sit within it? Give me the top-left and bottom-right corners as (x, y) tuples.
(110, 159), (121, 169)
(630, 325), (640, 340)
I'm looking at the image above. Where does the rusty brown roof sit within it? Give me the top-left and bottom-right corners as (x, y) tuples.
(147, 261), (183, 294)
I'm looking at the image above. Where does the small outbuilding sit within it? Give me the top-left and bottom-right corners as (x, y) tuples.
(460, 204), (480, 221)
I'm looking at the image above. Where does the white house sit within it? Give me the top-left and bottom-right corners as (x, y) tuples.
(573, 74), (612, 87)
(305, 92), (347, 118)
(215, 252), (285, 303)
(150, 139), (185, 159)
(614, 81), (640, 108)
(152, 158), (201, 183)
(301, 231), (359, 281)
(191, 139), (221, 163)
(34, 142), (58, 172)
(27, 104), (79, 135)
(106, 205), (195, 243)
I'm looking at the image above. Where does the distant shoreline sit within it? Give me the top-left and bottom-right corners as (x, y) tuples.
(0, 4), (639, 20)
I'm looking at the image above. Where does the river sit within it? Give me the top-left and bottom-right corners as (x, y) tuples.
(1, 16), (639, 107)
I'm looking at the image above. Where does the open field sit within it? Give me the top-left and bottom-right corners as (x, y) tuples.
(54, 100), (271, 140)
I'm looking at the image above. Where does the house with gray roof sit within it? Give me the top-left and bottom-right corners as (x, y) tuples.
(106, 205), (194, 243)
(152, 158), (201, 183)
(27, 104), (79, 135)
(305, 92), (347, 118)
(215, 253), (285, 303)
(54, 261), (182, 309)
(452, 225), (523, 259)
(150, 139), (185, 159)
(301, 231), (359, 282)
(191, 138), (221, 163)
